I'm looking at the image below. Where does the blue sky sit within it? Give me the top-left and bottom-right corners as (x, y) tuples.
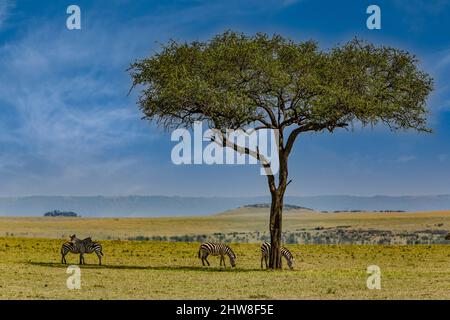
(0, 0), (449, 197)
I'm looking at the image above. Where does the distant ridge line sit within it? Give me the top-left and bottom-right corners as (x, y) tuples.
(242, 203), (314, 211)
(0, 195), (450, 217)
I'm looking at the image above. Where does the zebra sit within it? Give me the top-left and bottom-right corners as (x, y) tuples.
(61, 236), (93, 265)
(61, 235), (103, 265)
(198, 242), (236, 268)
(260, 242), (294, 270)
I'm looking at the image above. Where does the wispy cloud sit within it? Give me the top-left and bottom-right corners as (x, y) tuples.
(0, 0), (14, 29)
(396, 155), (417, 163)
(281, 0), (302, 6)
(424, 48), (450, 112)
(393, 0), (450, 31)
(0, 0), (449, 197)
(396, 0), (450, 15)
(0, 9), (166, 195)
(0, 27), (140, 155)
(2, 0), (285, 196)
(438, 154), (448, 162)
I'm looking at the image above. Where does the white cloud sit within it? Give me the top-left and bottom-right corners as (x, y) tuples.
(0, 34), (140, 157)
(396, 155), (417, 163)
(424, 48), (450, 112)
(0, 0), (14, 29)
(2, 0), (281, 196)
(281, 0), (301, 7)
(0, 11), (165, 195)
(396, 0), (450, 15)
(393, 0), (450, 32)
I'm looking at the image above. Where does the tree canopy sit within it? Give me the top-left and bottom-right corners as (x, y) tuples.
(129, 31), (433, 143)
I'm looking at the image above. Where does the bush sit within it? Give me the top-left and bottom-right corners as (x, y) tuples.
(44, 210), (78, 217)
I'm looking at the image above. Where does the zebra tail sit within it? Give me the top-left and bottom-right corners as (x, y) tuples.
(198, 248), (201, 259)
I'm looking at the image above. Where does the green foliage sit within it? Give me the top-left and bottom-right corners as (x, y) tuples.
(129, 31), (433, 133)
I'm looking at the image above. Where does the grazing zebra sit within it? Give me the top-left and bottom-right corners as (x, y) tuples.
(198, 242), (236, 268)
(260, 242), (294, 270)
(61, 235), (103, 265)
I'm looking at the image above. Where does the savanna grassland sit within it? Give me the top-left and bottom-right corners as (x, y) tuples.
(0, 209), (449, 299)
(1, 208), (450, 240)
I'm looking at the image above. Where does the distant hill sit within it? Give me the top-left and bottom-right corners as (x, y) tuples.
(242, 204), (313, 211)
(1, 195), (450, 217)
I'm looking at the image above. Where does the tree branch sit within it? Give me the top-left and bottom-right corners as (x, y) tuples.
(284, 126), (305, 156)
(260, 105), (278, 127)
(211, 132), (275, 180)
(284, 121), (349, 155)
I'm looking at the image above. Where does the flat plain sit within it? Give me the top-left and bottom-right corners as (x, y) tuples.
(1, 208), (449, 240)
(0, 209), (449, 299)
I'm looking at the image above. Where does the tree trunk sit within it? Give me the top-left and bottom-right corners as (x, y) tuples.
(268, 146), (288, 269)
(267, 132), (289, 270)
(269, 190), (283, 269)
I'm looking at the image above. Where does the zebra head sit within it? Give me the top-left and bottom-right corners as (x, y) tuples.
(287, 258), (294, 270)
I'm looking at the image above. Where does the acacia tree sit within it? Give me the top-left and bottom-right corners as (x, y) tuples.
(129, 31), (433, 269)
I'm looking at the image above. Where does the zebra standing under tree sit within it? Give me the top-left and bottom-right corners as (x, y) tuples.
(198, 242), (236, 268)
(61, 235), (103, 265)
(261, 242), (294, 270)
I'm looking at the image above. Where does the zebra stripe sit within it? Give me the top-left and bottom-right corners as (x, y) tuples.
(261, 242), (294, 270)
(198, 242), (236, 267)
(61, 235), (103, 265)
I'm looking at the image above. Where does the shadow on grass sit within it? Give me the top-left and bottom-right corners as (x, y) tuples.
(27, 261), (268, 272)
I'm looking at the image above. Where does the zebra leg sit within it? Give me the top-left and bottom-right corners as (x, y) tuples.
(223, 256), (226, 267)
(260, 255), (264, 269)
(96, 251), (102, 265)
(200, 252), (205, 266)
(265, 255), (268, 269)
(62, 253), (66, 264)
(204, 255), (210, 266)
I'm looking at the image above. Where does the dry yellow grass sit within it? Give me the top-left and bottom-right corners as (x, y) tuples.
(0, 209), (449, 240)
(0, 211), (448, 299)
(0, 238), (449, 299)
